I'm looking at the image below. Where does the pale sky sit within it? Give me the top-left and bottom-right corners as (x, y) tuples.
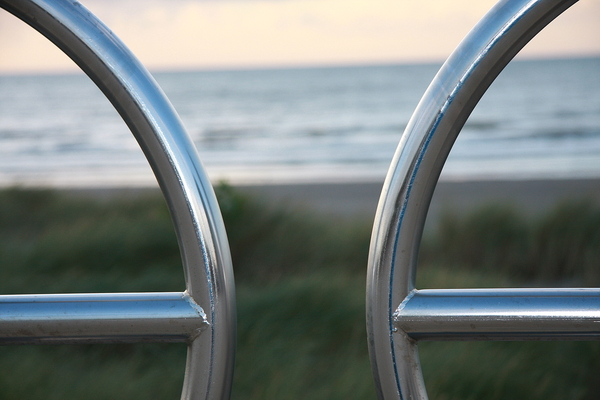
(1, 0), (599, 74)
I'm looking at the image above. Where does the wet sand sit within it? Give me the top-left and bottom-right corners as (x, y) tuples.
(65, 178), (600, 227)
(235, 178), (600, 225)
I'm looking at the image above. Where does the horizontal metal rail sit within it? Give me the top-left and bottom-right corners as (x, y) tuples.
(0, 292), (208, 345)
(394, 288), (600, 341)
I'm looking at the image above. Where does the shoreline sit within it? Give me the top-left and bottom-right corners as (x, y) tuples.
(236, 178), (600, 225)
(57, 178), (600, 226)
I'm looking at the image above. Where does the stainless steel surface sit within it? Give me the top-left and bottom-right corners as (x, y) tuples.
(0, 292), (208, 344)
(396, 289), (600, 341)
(1, 0), (236, 399)
(366, 0), (581, 399)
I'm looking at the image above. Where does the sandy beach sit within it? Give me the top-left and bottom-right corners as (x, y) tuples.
(65, 177), (600, 229)
(235, 178), (600, 225)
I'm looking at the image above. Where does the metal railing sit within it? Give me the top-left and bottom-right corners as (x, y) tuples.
(0, 1), (236, 399)
(1, 0), (596, 399)
(365, 0), (594, 399)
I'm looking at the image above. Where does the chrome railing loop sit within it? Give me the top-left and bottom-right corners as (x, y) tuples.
(0, 1), (236, 399)
(366, 0), (586, 399)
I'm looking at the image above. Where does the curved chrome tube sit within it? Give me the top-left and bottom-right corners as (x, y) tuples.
(367, 0), (579, 399)
(0, 1), (236, 399)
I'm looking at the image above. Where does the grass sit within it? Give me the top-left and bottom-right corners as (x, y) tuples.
(421, 201), (600, 286)
(0, 185), (599, 399)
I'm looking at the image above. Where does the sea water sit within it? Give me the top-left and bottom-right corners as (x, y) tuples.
(0, 57), (598, 187)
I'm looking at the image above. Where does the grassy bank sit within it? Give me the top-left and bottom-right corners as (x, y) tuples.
(421, 201), (600, 287)
(0, 186), (598, 399)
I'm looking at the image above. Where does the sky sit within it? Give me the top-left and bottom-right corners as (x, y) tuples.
(1, 0), (599, 74)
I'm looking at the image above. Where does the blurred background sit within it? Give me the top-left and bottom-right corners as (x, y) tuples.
(0, 0), (599, 399)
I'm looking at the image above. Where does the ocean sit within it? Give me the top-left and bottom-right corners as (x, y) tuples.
(0, 57), (598, 187)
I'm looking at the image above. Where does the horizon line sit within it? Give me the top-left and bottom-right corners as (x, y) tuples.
(1, 53), (598, 78)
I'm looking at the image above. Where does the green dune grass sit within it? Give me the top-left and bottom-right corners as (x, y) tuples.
(0, 186), (598, 399)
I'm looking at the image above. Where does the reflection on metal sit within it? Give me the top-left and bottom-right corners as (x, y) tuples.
(366, 0), (585, 399)
(0, 292), (208, 345)
(395, 289), (600, 341)
(0, 0), (236, 399)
